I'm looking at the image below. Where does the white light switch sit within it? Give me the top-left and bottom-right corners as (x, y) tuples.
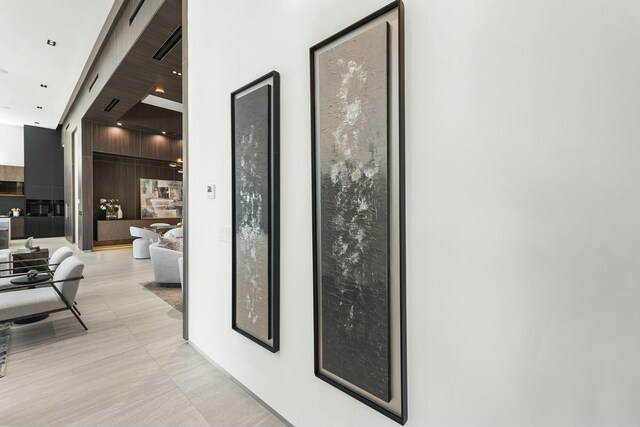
(207, 184), (216, 199)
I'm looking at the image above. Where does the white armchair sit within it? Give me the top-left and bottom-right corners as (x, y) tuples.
(48, 247), (74, 273)
(130, 227), (159, 259)
(149, 243), (182, 286)
(164, 227), (183, 238)
(0, 256), (87, 330)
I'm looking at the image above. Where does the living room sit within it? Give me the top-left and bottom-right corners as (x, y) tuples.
(0, 0), (210, 424)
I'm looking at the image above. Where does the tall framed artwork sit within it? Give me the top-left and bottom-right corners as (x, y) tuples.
(140, 178), (183, 219)
(231, 71), (280, 352)
(310, 1), (406, 424)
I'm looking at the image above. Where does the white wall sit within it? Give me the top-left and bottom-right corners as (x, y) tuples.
(187, 1), (640, 426)
(0, 123), (24, 166)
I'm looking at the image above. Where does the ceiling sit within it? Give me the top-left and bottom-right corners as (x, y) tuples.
(84, 0), (183, 137)
(0, 0), (115, 129)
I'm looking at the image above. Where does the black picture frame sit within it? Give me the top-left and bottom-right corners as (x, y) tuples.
(231, 71), (280, 353)
(310, 1), (406, 424)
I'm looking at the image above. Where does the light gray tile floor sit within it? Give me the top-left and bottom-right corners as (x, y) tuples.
(0, 238), (285, 427)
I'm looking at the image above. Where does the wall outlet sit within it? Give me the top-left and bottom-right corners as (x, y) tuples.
(207, 184), (216, 199)
(218, 226), (232, 242)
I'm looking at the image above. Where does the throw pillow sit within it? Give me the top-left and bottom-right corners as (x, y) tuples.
(158, 235), (183, 252)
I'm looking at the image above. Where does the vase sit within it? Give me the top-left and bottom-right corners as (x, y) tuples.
(106, 212), (117, 220)
(117, 206), (123, 219)
(12, 211), (19, 217)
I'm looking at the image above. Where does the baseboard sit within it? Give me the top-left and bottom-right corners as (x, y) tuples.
(188, 341), (294, 427)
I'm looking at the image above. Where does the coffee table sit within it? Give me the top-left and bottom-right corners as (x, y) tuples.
(12, 248), (50, 274)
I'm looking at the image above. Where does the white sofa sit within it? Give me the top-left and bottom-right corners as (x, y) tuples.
(149, 242), (182, 285)
(0, 249), (11, 277)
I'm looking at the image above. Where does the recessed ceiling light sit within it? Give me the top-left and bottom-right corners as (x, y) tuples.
(178, 72), (182, 76)
(172, 71), (177, 74)
(47, 40), (57, 47)
(116, 122), (122, 126)
(37, 106), (43, 109)
(40, 84), (47, 88)
(155, 87), (165, 94)
(178, 169), (183, 174)
(162, 131), (166, 135)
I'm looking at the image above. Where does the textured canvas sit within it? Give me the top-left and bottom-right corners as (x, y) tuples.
(234, 85), (271, 343)
(139, 179), (183, 218)
(318, 22), (390, 401)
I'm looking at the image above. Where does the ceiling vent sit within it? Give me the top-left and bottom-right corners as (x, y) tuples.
(104, 98), (120, 112)
(153, 26), (182, 61)
(129, 0), (146, 26)
(89, 74), (99, 92)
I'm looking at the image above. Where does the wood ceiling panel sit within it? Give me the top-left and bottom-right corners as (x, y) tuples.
(84, 0), (183, 135)
(118, 102), (182, 136)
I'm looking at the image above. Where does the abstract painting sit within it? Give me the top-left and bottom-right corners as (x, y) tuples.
(311, 1), (407, 423)
(139, 178), (183, 218)
(231, 71), (280, 352)
(319, 21), (390, 401)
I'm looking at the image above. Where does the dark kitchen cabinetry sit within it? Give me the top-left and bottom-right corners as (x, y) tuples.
(11, 217), (25, 239)
(52, 217), (64, 237)
(24, 217), (64, 239)
(23, 125), (64, 237)
(25, 217), (51, 238)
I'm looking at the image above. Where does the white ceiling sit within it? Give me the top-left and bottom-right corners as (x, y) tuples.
(0, 0), (115, 129)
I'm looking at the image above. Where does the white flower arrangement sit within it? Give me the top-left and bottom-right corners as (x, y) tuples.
(99, 198), (121, 215)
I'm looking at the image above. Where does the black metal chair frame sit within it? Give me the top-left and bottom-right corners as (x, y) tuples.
(0, 255), (80, 309)
(0, 258), (60, 274)
(0, 260), (87, 330)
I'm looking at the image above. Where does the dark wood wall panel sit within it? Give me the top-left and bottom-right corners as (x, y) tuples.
(91, 121), (142, 157)
(86, 120), (181, 162)
(81, 119), (182, 250)
(93, 154), (181, 224)
(140, 133), (171, 160)
(93, 155), (136, 224)
(80, 154), (93, 250)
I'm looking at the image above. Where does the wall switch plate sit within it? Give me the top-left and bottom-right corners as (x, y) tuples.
(218, 226), (232, 242)
(207, 184), (216, 199)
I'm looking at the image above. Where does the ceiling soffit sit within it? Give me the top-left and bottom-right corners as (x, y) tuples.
(84, 0), (182, 136)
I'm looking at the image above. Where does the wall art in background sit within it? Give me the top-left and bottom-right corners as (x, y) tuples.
(139, 178), (183, 219)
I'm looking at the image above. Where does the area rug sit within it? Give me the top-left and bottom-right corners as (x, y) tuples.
(0, 322), (10, 378)
(141, 281), (183, 312)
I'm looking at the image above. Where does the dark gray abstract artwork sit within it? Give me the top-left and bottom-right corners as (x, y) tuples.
(318, 23), (390, 401)
(234, 84), (271, 343)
